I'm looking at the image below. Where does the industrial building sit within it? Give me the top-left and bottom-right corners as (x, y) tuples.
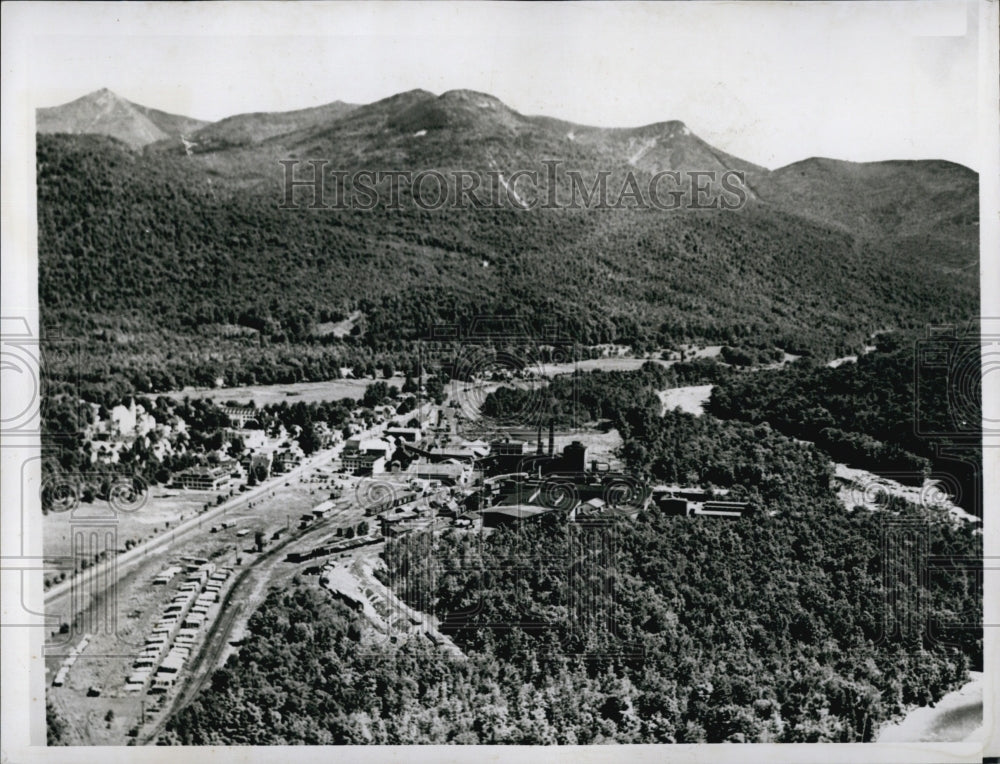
(384, 426), (423, 443)
(340, 437), (394, 474)
(403, 460), (471, 485)
(651, 487), (748, 518)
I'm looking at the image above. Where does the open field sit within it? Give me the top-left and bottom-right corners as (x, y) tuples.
(535, 345), (721, 377)
(313, 310), (364, 338)
(160, 355), (667, 410)
(538, 356), (666, 376)
(43, 491), (215, 575)
(658, 384), (714, 416)
(160, 377), (377, 406)
(155, 346), (733, 411)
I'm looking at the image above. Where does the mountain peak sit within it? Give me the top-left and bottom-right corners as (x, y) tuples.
(38, 90), (205, 148)
(77, 88), (129, 108)
(439, 89), (506, 105)
(188, 98), (360, 152)
(386, 88), (523, 134)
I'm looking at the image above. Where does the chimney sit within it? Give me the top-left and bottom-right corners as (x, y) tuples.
(548, 418), (555, 457)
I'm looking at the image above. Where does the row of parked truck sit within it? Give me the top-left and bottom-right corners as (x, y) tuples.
(125, 559), (233, 695)
(50, 633), (90, 688)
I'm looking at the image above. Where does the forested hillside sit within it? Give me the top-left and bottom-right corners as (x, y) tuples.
(37, 129), (978, 399)
(709, 334), (981, 513)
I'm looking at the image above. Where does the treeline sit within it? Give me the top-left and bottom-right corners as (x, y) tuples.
(708, 334), (981, 511)
(814, 428), (929, 482)
(39, 320), (611, 404)
(481, 360), (729, 426)
(40, 328), (422, 404)
(719, 344), (784, 367)
(617, 408), (834, 507)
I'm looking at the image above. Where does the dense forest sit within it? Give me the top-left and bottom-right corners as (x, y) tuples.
(163, 364), (981, 745)
(708, 334), (982, 514)
(37, 132), (978, 397)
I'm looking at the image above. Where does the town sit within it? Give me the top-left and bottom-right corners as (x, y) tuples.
(42, 367), (752, 744)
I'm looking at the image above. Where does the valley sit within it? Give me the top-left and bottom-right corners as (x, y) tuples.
(34, 83), (982, 748)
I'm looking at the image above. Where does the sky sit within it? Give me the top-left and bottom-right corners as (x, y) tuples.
(9, 0), (985, 170)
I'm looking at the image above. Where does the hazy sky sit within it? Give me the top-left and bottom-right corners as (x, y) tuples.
(12, 1), (984, 170)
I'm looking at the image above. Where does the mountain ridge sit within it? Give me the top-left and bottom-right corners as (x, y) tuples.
(34, 87), (979, 396)
(37, 87), (977, 176)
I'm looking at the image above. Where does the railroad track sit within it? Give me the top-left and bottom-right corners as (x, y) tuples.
(141, 501), (360, 744)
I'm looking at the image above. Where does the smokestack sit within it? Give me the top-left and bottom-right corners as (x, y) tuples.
(537, 423), (543, 455)
(548, 418), (554, 457)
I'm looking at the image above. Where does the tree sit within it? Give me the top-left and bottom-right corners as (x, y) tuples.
(424, 376), (445, 406)
(47, 702), (67, 745)
(298, 422), (321, 455)
(363, 382), (389, 408)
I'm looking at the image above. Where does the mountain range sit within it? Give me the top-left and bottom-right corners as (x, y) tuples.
(38, 88), (977, 233)
(35, 88), (978, 396)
